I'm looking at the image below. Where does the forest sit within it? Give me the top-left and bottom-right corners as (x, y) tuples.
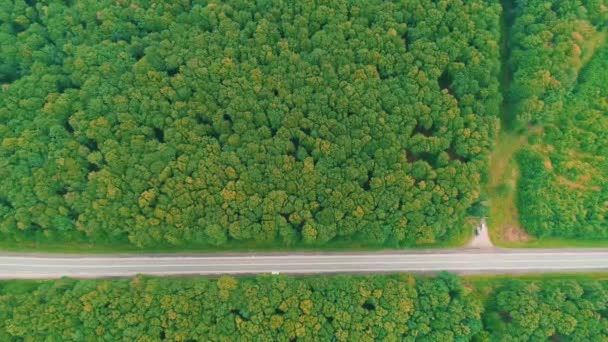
(0, 273), (606, 341)
(483, 276), (608, 341)
(0, 0), (502, 248)
(509, 0), (608, 239)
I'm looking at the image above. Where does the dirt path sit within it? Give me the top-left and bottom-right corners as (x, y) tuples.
(468, 218), (494, 248)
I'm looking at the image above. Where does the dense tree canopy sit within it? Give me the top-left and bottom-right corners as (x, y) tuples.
(508, 0), (607, 125)
(1, 273), (606, 340)
(0, 273), (484, 341)
(510, 0), (608, 239)
(0, 0), (501, 248)
(484, 278), (608, 341)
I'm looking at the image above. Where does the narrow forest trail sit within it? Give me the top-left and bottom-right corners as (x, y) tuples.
(485, 133), (528, 246)
(498, 0), (516, 128)
(484, 0), (529, 246)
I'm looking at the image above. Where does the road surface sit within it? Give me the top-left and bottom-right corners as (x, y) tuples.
(0, 249), (607, 278)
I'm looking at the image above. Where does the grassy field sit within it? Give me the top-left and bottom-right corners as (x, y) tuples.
(493, 236), (608, 248)
(484, 131), (528, 246)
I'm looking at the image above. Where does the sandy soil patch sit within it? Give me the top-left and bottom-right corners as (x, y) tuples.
(556, 176), (601, 191)
(502, 224), (531, 243)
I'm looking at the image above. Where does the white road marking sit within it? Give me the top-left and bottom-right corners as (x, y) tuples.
(0, 249), (607, 278)
(0, 258), (606, 268)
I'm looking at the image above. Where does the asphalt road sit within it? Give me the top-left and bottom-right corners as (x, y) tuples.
(1, 249), (607, 279)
